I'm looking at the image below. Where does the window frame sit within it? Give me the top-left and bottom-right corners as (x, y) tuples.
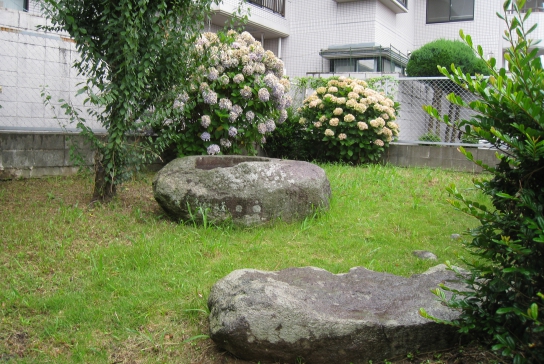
(2, 0), (29, 11)
(426, 0), (474, 24)
(514, 0), (544, 13)
(329, 57), (405, 74)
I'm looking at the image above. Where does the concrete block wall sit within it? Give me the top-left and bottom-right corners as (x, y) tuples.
(385, 144), (499, 173)
(0, 132), (499, 179)
(0, 132), (95, 178)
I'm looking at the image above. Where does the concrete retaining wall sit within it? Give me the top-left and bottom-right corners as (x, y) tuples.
(385, 144), (498, 173)
(0, 132), (499, 179)
(0, 132), (95, 178)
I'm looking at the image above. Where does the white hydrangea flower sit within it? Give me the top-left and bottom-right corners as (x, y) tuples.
(201, 115), (211, 128)
(220, 138), (231, 148)
(202, 90), (217, 105)
(207, 67), (219, 81)
(257, 123), (267, 134)
(207, 144), (221, 155)
(344, 114), (355, 123)
(265, 119), (276, 132)
(233, 74), (244, 84)
(219, 98), (233, 110)
(246, 110), (255, 121)
(240, 86), (253, 99)
(357, 121), (369, 130)
(258, 88), (270, 102)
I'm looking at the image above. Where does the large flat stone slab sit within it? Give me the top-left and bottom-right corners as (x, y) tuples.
(153, 156), (331, 226)
(208, 265), (463, 364)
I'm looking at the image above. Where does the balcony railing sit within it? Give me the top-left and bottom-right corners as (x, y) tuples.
(506, 0), (544, 13)
(507, 7), (544, 13)
(247, 0), (285, 17)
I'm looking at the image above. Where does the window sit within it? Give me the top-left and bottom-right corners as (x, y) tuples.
(329, 57), (404, 74)
(517, 0), (544, 12)
(321, 44), (408, 74)
(426, 0), (474, 23)
(2, 0), (29, 11)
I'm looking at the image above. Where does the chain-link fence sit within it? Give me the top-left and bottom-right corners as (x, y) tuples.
(395, 77), (485, 146)
(0, 9), (102, 132)
(295, 74), (487, 146)
(1, 7), (485, 144)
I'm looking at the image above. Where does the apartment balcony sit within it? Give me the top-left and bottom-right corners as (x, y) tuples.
(246, 0), (285, 17)
(211, 0), (289, 40)
(333, 0), (408, 14)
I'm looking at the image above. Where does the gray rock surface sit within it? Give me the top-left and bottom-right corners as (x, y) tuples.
(153, 156), (331, 226)
(412, 250), (438, 260)
(208, 266), (464, 364)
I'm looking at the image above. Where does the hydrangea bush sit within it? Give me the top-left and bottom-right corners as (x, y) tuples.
(169, 30), (291, 156)
(298, 77), (400, 163)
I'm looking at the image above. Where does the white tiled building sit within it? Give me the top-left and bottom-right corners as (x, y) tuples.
(0, 0), (543, 131)
(0, 0), (100, 131)
(212, 0), (543, 77)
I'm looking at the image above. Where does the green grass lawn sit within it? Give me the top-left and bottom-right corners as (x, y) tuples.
(0, 164), (490, 363)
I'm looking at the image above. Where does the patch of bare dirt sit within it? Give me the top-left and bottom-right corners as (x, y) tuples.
(0, 331), (29, 360)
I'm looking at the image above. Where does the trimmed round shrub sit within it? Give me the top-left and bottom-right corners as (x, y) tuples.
(297, 76), (400, 163)
(406, 39), (489, 77)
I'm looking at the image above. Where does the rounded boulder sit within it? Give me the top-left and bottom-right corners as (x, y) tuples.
(152, 155), (331, 226)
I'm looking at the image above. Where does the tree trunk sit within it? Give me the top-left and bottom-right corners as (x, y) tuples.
(92, 153), (116, 203)
(428, 86), (443, 134)
(445, 104), (461, 143)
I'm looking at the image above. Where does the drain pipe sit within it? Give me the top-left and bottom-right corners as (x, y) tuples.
(278, 37), (282, 58)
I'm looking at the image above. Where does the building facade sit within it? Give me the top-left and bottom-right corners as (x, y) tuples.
(0, 0), (101, 131)
(213, 0), (543, 77)
(0, 0), (543, 132)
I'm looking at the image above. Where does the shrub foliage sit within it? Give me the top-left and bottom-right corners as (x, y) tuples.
(406, 39), (489, 77)
(161, 30), (291, 157)
(263, 107), (314, 160)
(421, 1), (544, 362)
(39, 0), (219, 201)
(297, 77), (400, 164)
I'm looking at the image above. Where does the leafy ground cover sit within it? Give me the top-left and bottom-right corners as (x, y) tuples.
(0, 164), (496, 363)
